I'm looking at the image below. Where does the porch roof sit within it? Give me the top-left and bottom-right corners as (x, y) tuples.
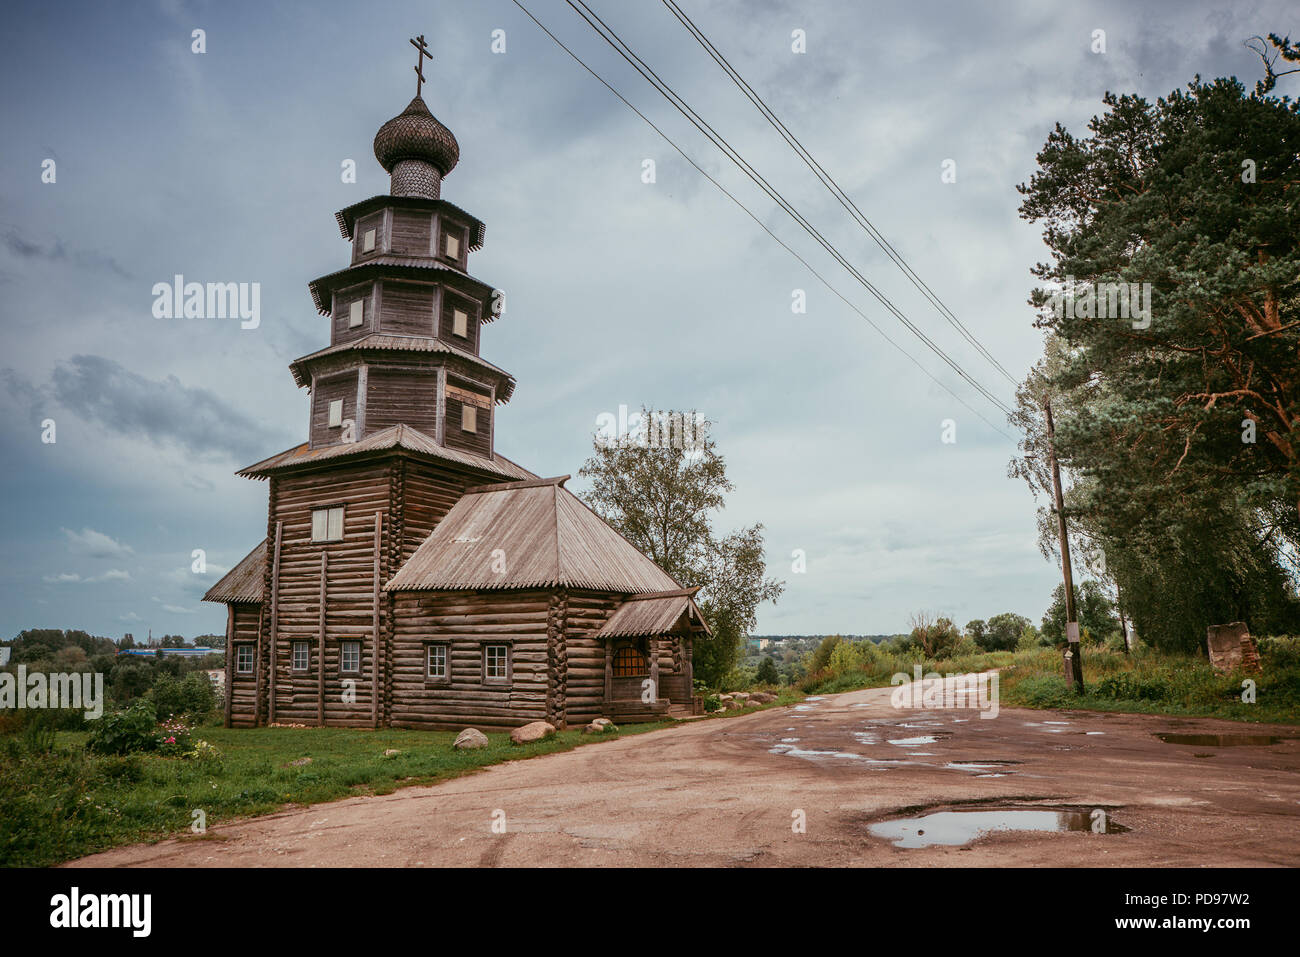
(597, 588), (713, 638)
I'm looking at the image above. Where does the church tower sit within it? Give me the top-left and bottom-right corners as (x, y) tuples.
(205, 39), (709, 731)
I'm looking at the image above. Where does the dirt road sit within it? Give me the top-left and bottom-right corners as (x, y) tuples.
(69, 685), (1300, 867)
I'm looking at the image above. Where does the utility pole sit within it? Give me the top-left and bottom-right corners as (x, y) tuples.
(1045, 399), (1084, 692)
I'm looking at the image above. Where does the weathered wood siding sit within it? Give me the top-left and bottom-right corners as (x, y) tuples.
(351, 211), (386, 264)
(439, 290), (480, 354)
(390, 209), (432, 257)
(378, 280), (436, 336)
(364, 367), (438, 436)
(562, 590), (620, 725)
(443, 378), (492, 458)
(310, 371), (359, 448)
(228, 603), (262, 727)
(331, 283), (373, 345)
(437, 216), (469, 271)
(390, 589), (552, 730)
(264, 464), (390, 727)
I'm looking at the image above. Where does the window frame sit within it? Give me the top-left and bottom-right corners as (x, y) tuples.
(339, 640), (361, 675)
(443, 230), (461, 261)
(311, 505), (346, 543)
(612, 642), (650, 678)
(328, 399), (343, 428)
(426, 642), (449, 683)
(348, 299), (364, 328)
(482, 643), (511, 685)
(291, 641), (310, 673)
(452, 308), (468, 338)
(461, 404), (477, 433)
(235, 643), (254, 675)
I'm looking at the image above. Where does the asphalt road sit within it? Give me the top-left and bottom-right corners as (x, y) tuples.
(68, 684), (1300, 867)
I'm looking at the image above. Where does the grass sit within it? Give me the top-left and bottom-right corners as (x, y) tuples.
(0, 691), (801, 868)
(799, 641), (1300, 726)
(0, 721), (671, 867)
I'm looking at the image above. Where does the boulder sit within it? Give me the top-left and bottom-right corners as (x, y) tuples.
(584, 720), (619, 734)
(383, 748), (402, 757)
(732, 692), (751, 702)
(750, 692), (777, 704)
(453, 728), (490, 750)
(726, 699), (744, 710)
(591, 717), (613, 728)
(717, 693), (733, 701)
(510, 721), (557, 745)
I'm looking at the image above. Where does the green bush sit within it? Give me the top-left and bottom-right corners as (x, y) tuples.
(87, 701), (160, 755)
(148, 673), (216, 722)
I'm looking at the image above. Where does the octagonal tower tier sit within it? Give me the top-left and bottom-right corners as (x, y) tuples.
(291, 95), (513, 461)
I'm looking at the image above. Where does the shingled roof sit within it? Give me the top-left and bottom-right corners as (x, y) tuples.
(384, 475), (683, 594)
(237, 424), (536, 481)
(203, 539), (267, 604)
(596, 589), (712, 638)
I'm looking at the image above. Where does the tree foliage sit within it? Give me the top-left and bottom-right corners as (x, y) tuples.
(578, 409), (784, 686)
(1010, 41), (1300, 651)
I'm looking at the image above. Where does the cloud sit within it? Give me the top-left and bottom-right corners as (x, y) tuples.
(62, 526), (133, 559)
(1, 229), (132, 279)
(119, 612), (142, 623)
(41, 568), (133, 584)
(49, 355), (289, 462)
(161, 604), (195, 614)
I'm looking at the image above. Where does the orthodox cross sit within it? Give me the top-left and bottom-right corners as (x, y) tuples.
(410, 35), (432, 96)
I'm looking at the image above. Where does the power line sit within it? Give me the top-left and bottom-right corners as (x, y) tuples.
(507, 0), (1015, 439)
(661, 0), (1020, 388)
(560, 0), (1014, 418)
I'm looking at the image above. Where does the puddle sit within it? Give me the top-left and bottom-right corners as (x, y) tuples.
(870, 807), (1129, 848)
(1156, 733), (1287, 747)
(1043, 721), (1071, 725)
(769, 745), (860, 760)
(1085, 732), (1105, 736)
(888, 735), (939, 746)
(946, 761), (1022, 773)
(780, 737), (799, 743)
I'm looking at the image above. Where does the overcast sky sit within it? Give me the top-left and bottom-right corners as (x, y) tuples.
(0, 0), (1290, 641)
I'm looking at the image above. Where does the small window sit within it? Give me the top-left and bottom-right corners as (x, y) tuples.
(349, 299), (364, 328)
(427, 644), (448, 680)
(461, 404), (477, 433)
(452, 308), (468, 338)
(444, 232), (460, 259)
(235, 644), (254, 674)
(311, 506), (345, 542)
(292, 641), (309, 672)
(612, 643), (649, 677)
(362, 228), (376, 252)
(340, 640), (361, 674)
(328, 399), (343, 427)
(483, 644), (510, 683)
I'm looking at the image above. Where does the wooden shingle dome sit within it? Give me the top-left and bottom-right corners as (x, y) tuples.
(373, 95), (459, 199)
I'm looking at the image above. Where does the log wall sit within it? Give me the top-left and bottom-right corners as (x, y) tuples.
(390, 588), (553, 730)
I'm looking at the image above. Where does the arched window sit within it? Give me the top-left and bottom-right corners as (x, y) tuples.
(612, 642), (649, 677)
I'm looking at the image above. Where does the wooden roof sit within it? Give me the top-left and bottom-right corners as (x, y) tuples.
(203, 539), (267, 604)
(596, 589), (713, 638)
(308, 259), (495, 316)
(385, 476), (683, 594)
(287, 333), (516, 400)
(335, 195), (485, 249)
(237, 424), (536, 481)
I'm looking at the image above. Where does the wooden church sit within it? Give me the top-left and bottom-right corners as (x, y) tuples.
(204, 46), (710, 730)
